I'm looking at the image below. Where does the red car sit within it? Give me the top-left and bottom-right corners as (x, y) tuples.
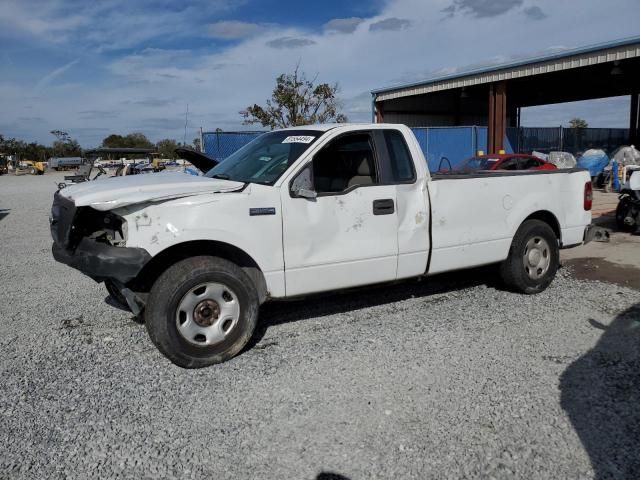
(456, 153), (557, 172)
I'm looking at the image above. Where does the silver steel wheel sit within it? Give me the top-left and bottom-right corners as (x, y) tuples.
(175, 282), (240, 347)
(523, 236), (551, 280)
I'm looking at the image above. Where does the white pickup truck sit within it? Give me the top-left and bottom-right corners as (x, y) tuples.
(51, 124), (597, 368)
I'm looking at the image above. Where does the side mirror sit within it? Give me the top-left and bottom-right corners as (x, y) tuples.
(291, 165), (317, 199)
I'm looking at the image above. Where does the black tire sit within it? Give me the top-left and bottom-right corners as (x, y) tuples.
(499, 219), (559, 294)
(145, 256), (259, 368)
(615, 196), (633, 231)
(105, 279), (130, 310)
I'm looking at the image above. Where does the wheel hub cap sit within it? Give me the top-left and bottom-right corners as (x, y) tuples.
(175, 282), (240, 347)
(193, 299), (220, 327)
(523, 236), (551, 280)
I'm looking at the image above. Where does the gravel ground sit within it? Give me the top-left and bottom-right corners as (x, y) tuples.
(1, 172), (639, 479)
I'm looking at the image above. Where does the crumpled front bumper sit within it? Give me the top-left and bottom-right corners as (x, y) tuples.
(52, 238), (151, 284)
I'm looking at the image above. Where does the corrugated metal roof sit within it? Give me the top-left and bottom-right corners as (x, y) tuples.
(372, 36), (640, 102)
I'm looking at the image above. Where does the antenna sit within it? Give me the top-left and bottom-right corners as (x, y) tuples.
(183, 104), (189, 146)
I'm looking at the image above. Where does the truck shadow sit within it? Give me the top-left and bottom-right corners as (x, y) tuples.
(559, 302), (640, 478)
(249, 265), (500, 350)
(316, 473), (350, 480)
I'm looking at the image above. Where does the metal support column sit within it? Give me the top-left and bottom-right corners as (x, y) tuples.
(488, 81), (507, 154)
(630, 93), (639, 146)
(375, 102), (384, 123)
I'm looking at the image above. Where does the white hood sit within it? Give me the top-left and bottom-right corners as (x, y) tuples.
(60, 172), (245, 211)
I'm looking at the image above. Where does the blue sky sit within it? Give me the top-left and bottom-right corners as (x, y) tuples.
(1, 0), (639, 147)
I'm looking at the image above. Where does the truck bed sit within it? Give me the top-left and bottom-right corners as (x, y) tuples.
(427, 167), (592, 274)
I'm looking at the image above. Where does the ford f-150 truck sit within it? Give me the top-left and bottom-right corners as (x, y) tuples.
(51, 124), (597, 368)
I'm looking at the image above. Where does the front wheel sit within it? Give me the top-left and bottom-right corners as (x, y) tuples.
(145, 256), (259, 368)
(500, 219), (559, 294)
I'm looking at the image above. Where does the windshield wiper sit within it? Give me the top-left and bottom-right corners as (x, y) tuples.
(211, 173), (230, 180)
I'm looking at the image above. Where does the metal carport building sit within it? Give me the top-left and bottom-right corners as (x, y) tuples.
(371, 36), (640, 154)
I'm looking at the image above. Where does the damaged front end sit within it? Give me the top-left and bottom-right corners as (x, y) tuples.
(50, 191), (151, 311)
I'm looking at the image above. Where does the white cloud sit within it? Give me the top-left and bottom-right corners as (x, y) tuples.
(445, 0), (524, 18)
(208, 20), (265, 39)
(0, 0), (247, 51)
(265, 36), (316, 49)
(523, 5), (548, 20)
(369, 17), (411, 32)
(35, 59), (79, 91)
(323, 17), (364, 34)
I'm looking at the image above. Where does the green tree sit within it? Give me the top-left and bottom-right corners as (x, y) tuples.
(192, 137), (201, 151)
(569, 118), (588, 129)
(101, 134), (127, 148)
(240, 66), (347, 128)
(1, 134), (54, 160)
(101, 132), (154, 149)
(156, 138), (179, 158)
(50, 130), (81, 157)
(125, 132), (154, 149)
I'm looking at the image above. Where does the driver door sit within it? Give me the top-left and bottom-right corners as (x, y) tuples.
(280, 132), (398, 296)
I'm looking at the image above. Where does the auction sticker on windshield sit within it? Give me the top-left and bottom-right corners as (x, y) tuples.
(282, 136), (315, 144)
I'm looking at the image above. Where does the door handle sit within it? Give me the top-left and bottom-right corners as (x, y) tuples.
(373, 198), (394, 215)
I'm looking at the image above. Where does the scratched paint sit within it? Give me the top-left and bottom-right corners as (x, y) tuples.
(165, 223), (180, 237)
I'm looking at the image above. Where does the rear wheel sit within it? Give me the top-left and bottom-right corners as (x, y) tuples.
(145, 256), (259, 368)
(500, 219), (559, 294)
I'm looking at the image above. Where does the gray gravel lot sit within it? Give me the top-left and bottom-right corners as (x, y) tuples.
(1, 172), (639, 479)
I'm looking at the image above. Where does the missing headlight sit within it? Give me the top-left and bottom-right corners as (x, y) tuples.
(72, 208), (127, 247)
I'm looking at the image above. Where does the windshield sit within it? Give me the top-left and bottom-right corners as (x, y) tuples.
(205, 130), (323, 185)
(456, 156), (499, 171)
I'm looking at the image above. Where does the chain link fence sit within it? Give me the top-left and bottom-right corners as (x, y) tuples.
(507, 127), (630, 155)
(202, 131), (264, 161)
(203, 127), (631, 170)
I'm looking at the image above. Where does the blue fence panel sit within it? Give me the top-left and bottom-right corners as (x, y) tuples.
(410, 128), (428, 159)
(425, 127), (474, 170)
(202, 131), (263, 160)
(476, 127), (488, 155)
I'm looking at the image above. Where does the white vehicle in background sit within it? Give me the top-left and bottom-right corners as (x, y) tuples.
(51, 124), (598, 368)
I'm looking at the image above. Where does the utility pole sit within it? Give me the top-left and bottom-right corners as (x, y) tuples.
(183, 104), (189, 146)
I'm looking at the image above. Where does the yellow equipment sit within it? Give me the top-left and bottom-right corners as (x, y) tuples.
(152, 156), (166, 172)
(22, 160), (47, 175)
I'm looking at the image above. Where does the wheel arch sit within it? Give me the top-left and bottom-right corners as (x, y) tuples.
(520, 210), (561, 243)
(130, 240), (269, 303)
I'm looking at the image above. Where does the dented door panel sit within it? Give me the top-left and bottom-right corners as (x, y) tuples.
(281, 185), (399, 296)
(395, 179), (430, 279)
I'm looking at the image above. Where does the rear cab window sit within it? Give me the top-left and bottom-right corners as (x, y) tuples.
(383, 130), (416, 183)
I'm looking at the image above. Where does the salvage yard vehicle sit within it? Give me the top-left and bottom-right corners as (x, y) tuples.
(616, 170), (640, 234)
(50, 124), (597, 368)
(455, 153), (557, 172)
(0, 155), (8, 175)
(49, 157), (84, 171)
(22, 160), (47, 175)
